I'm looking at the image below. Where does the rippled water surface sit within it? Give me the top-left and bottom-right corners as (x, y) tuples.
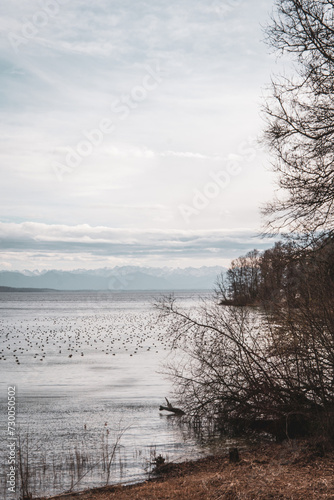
(0, 290), (234, 498)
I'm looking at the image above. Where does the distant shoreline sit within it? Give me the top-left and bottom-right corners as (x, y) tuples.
(0, 286), (58, 292)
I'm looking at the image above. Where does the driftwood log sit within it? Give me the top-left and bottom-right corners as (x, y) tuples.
(159, 398), (185, 415)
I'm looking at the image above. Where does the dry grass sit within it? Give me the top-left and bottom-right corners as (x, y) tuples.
(38, 441), (334, 500)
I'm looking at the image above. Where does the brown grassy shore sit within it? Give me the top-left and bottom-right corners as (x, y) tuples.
(38, 441), (334, 500)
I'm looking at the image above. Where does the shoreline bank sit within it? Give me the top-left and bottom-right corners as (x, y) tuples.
(36, 440), (334, 500)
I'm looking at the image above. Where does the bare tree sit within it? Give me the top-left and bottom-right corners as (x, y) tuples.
(263, 0), (334, 235)
(153, 1), (334, 444)
(155, 267), (334, 441)
(223, 250), (261, 305)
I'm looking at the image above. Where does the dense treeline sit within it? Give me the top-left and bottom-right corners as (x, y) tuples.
(221, 238), (334, 307)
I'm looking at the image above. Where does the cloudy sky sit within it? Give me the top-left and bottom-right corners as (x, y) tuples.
(0, 0), (280, 271)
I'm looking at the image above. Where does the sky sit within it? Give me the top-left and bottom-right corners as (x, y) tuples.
(0, 0), (281, 271)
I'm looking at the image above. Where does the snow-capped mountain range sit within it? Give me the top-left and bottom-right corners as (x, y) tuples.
(0, 266), (226, 291)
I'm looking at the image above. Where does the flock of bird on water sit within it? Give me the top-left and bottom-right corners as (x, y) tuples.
(0, 308), (173, 366)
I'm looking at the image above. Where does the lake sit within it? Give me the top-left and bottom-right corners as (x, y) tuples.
(0, 290), (241, 498)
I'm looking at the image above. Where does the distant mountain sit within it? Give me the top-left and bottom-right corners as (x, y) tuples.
(0, 266), (226, 291)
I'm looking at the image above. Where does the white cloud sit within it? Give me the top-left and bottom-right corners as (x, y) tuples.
(0, 0), (277, 269)
(0, 221), (273, 270)
(160, 151), (222, 161)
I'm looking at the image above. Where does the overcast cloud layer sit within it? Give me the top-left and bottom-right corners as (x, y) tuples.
(0, 0), (278, 270)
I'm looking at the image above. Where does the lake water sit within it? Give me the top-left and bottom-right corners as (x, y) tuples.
(0, 290), (241, 499)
